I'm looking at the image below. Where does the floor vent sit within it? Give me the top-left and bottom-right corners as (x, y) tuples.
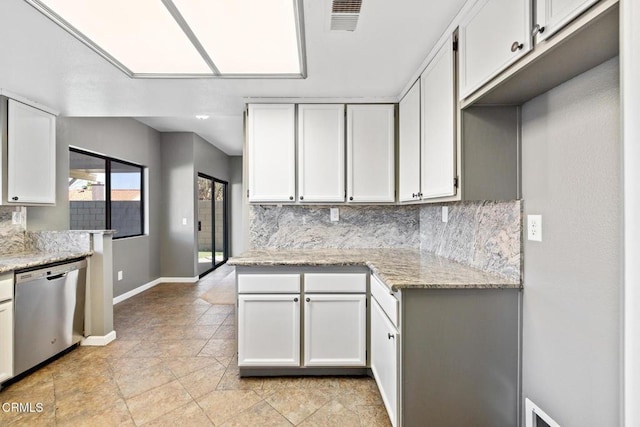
(330, 0), (362, 31)
(525, 399), (561, 427)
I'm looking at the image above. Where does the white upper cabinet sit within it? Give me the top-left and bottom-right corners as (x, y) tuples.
(534, 0), (600, 42)
(247, 104), (296, 203)
(421, 36), (457, 199)
(5, 99), (56, 205)
(398, 81), (421, 203)
(459, 0), (531, 99)
(346, 105), (395, 203)
(297, 104), (345, 203)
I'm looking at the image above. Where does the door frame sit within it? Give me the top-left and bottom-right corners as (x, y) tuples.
(197, 173), (229, 277)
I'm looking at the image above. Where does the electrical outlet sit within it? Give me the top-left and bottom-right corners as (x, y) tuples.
(11, 211), (22, 225)
(442, 206), (449, 223)
(117, 271), (123, 281)
(528, 215), (542, 242)
(330, 207), (339, 222)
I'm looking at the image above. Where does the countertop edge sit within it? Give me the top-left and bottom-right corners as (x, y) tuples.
(0, 251), (93, 274)
(229, 254), (521, 291)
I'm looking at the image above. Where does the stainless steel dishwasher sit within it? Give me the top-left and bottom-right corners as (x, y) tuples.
(14, 258), (87, 376)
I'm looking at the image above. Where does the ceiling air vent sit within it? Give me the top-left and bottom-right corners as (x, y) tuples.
(330, 0), (362, 31)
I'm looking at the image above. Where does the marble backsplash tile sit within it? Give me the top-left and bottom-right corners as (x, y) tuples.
(26, 231), (91, 253)
(250, 205), (420, 249)
(420, 200), (522, 281)
(0, 206), (27, 255)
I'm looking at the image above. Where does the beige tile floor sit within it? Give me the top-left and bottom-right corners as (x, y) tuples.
(0, 265), (391, 426)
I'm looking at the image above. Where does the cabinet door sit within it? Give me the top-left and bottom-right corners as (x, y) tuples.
(7, 99), (56, 204)
(0, 300), (13, 382)
(398, 81), (421, 202)
(298, 104), (345, 202)
(371, 298), (400, 427)
(346, 105), (395, 203)
(421, 37), (457, 199)
(459, 0), (531, 99)
(238, 294), (300, 367)
(247, 104), (296, 203)
(535, 0), (600, 42)
(304, 294), (366, 367)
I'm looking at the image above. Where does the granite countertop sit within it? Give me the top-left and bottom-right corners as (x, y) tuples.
(0, 250), (93, 274)
(228, 248), (521, 291)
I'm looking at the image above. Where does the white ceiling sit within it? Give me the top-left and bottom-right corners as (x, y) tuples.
(0, 0), (467, 155)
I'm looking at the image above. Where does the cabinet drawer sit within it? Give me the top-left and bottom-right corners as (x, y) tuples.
(304, 273), (366, 293)
(371, 274), (399, 328)
(238, 274), (300, 293)
(0, 274), (13, 302)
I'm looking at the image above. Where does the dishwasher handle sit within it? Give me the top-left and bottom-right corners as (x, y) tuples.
(15, 258), (87, 285)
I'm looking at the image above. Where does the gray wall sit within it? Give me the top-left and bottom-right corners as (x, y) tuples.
(229, 156), (245, 256)
(521, 57), (620, 426)
(159, 132), (196, 278)
(159, 133), (232, 278)
(28, 117), (163, 298)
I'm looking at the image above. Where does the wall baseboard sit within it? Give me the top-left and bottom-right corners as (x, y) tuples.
(81, 330), (117, 346)
(113, 276), (199, 305)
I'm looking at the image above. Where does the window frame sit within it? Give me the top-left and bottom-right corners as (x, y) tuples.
(69, 147), (145, 240)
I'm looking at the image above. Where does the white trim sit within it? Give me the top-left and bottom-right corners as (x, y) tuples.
(623, 0), (640, 425)
(112, 276), (199, 305)
(81, 330), (116, 347)
(0, 88), (59, 115)
(244, 97), (399, 104)
(524, 398), (561, 427)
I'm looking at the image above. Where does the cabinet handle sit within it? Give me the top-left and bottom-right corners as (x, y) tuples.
(306, 297), (310, 302)
(531, 24), (545, 38)
(349, 196), (354, 201)
(289, 196), (294, 201)
(294, 297), (299, 302)
(510, 41), (524, 52)
(299, 196), (304, 201)
(388, 333), (395, 340)
(11, 196), (18, 201)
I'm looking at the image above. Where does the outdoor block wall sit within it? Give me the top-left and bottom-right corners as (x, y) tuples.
(70, 201), (141, 237)
(197, 200), (224, 251)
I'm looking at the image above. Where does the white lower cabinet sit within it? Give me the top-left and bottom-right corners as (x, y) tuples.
(0, 300), (13, 383)
(371, 297), (400, 427)
(237, 294), (300, 367)
(304, 294), (366, 367)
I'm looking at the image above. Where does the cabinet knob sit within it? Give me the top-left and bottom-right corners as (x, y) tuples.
(418, 192), (423, 198)
(289, 196), (294, 201)
(349, 196), (354, 201)
(412, 193), (417, 198)
(11, 196), (18, 201)
(294, 297), (299, 302)
(510, 41), (524, 52)
(306, 297), (310, 302)
(388, 333), (395, 340)
(299, 196), (304, 201)
(531, 24), (545, 37)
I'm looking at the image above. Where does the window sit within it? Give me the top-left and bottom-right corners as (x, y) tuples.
(69, 148), (144, 239)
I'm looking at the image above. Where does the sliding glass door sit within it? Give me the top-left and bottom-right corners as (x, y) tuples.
(197, 174), (228, 276)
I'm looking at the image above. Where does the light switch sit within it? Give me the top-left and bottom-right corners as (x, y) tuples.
(330, 208), (339, 222)
(117, 271), (123, 281)
(182, 218), (187, 225)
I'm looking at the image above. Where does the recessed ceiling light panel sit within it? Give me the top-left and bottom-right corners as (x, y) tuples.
(28, 0), (214, 75)
(171, 0), (303, 75)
